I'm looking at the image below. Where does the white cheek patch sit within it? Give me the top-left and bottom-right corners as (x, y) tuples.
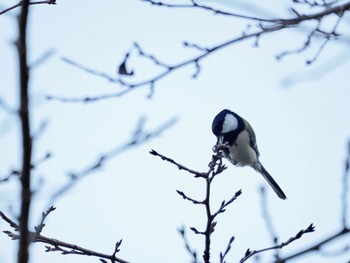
(222, 114), (238, 133)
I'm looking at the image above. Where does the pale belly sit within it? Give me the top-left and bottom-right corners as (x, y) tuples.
(226, 130), (258, 167)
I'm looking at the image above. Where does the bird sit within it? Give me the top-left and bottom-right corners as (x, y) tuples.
(212, 109), (287, 200)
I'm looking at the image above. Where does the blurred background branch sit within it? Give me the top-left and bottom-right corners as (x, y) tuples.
(48, 116), (177, 205)
(44, 1), (350, 103)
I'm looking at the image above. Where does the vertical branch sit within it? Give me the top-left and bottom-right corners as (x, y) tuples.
(341, 140), (350, 228)
(17, 1), (32, 263)
(150, 149), (240, 263)
(203, 175), (212, 263)
(260, 186), (278, 244)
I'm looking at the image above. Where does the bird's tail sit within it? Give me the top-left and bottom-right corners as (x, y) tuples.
(253, 162), (287, 200)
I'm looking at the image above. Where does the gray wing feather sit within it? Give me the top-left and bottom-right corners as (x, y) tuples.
(243, 119), (260, 157)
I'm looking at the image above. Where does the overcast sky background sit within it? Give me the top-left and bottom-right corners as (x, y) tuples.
(1, 0), (350, 262)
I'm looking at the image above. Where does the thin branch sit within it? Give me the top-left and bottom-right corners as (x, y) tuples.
(32, 119), (49, 141)
(0, 211), (20, 231)
(142, 0), (350, 25)
(0, 152), (52, 184)
(142, 0), (277, 21)
(220, 236), (235, 263)
(30, 49), (56, 68)
(239, 224), (315, 263)
(0, 210), (129, 263)
(281, 48), (350, 87)
(46, 90), (131, 103)
(176, 190), (204, 205)
(0, 0), (56, 16)
(178, 226), (198, 263)
(260, 186), (279, 245)
(60, 57), (123, 83)
(134, 42), (173, 69)
(341, 140), (350, 228)
(318, 244), (350, 257)
(203, 174), (213, 263)
(40, 236), (129, 263)
(34, 206), (56, 235)
(0, 98), (17, 114)
(0, 169), (21, 183)
(211, 190), (242, 219)
(183, 41), (209, 52)
(48, 117), (177, 205)
(276, 25), (319, 60)
(278, 227), (349, 262)
(305, 13), (344, 65)
(149, 149), (205, 177)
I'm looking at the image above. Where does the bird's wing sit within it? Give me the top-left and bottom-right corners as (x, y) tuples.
(244, 119), (260, 157)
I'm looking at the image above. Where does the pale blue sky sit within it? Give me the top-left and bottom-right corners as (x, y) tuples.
(1, 1), (350, 263)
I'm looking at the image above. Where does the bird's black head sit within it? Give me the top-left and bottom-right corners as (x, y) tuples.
(212, 109), (231, 136)
(212, 109), (244, 144)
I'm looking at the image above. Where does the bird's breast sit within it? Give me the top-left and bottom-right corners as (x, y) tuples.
(227, 130), (258, 167)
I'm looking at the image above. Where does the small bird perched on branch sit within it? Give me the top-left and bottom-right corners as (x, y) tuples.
(212, 109), (287, 200)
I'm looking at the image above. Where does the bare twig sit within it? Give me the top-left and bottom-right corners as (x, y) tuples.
(0, 211), (20, 231)
(30, 49), (56, 68)
(260, 186), (279, 245)
(342, 140), (350, 228)
(149, 149), (205, 177)
(239, 224), (315, 263)
(40, 237), (129, 263)
(220, 236), (235, 263)
(32, 119), (49, 141)
(0, 210), (129, 263)
(0, 98), (17, 114)
(276, 25), (319, 60)
(142, 0), (277, 21)
(278, 227), (349, 262)
(60, 57), (123, 83)
(0, 0), (56, 16)
(176, 190), (204, 205)
(211, 190), (242, 219)
(318, 244), (350, 257)
(183, 41), (209, 52)
(178, 226), (198, 263)
(0, 169), (21, 183)
(142, 0), (350, 25)
(0, 152), (52, 184)
(134, 42), (173, 69)
(34, 206), (56, 235)
(305, 14), (344, 65)
(46, 90), (132, 103)
(281, 48), (350, 87)
(48, 117), (177, 205)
